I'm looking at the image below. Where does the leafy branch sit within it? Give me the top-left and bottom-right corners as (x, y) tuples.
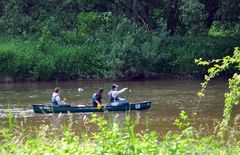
(195, 47), (240, 137)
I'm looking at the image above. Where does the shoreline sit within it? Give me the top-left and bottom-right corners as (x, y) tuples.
(0, 73), (231, 84)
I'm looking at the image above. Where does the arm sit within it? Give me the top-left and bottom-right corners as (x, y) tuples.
(113, 88), (128, 97)
(117, 88), (128, 94)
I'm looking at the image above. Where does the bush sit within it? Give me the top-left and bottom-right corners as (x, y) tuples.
(95, 17), (167, 79)
(0, 13), (239, 81)
(0, 50), (16, 79)
(208, 22), (240, 37)
(53, 48), (92, 80)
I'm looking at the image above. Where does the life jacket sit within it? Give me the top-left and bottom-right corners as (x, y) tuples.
(52, 94), (59, 106)
(109, 91), (119, 102)
(92, 93), (102, 103)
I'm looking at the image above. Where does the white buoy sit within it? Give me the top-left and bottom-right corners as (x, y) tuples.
(78, 88), (84, 92)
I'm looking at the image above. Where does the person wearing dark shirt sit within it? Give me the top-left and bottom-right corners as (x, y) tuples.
(92, 88), (104, 107)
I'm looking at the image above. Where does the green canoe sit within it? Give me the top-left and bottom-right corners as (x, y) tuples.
(32, 101), (151, 113)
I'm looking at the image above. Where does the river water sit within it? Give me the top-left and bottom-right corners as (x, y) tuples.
(0, 80), (237, 137)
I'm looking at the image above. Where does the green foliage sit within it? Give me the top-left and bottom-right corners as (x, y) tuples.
(53, 46), (103, 80)
(0, 5), (239, 81)
(179, 0), (207, 35)
(96, 17), (167, 79)
(174, 111), (191, 130)
(95, 17), (238, 79)
(0, 0), (29, 34)
(196, 47), (240, 137)
(0, 0), (239, 36)
(0, 30), (239, 81)
(0, 34), (105, 81)
(36, 21), (53, 53)
(0, 36), (34, 80)
(209, 22), (240, 37)
(76, 12), (102, 42)
(217, 0), (240, 22)
(0, 0), (77, 35)
(31, 54), (55, 81)
(154, 36), (238, 76)
(7, 105), (16, 129)
(1, 113), (240, 154)
(0, 50), (15, 79)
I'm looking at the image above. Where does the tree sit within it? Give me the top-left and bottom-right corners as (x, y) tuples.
(179, 0), (207, 35)
(217, 0), (240, 23)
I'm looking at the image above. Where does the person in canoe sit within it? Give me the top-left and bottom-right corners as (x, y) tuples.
(92, 88), (104, 108)
(52, 87), (66, 106)
(108, 84), (129, 104)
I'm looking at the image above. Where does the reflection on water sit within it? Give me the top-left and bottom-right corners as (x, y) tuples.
(0, 79), (238, 137)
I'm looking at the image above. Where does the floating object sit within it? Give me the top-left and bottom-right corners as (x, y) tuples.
(77, 88), (84, 92)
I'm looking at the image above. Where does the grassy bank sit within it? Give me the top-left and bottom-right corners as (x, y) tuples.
(0, 113), (240, 154)
(0, 33), (239, 82)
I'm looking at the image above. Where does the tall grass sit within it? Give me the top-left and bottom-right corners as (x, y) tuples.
(0, 112), (240, 154)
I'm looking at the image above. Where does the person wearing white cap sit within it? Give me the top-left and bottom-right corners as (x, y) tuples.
(108, 84), (128, 102)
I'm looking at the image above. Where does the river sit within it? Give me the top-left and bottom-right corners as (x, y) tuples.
(0, 79), (237, 137)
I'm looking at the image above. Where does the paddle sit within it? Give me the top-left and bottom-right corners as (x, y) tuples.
(125, 89), (132, 100)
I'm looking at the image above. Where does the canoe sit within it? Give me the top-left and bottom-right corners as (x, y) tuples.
(32, 101), (151, 113)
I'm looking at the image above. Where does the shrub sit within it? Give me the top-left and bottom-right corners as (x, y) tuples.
(208, 22), (240, 37)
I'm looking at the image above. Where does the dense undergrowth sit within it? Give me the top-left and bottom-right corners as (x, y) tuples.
(0, 0), (239, 81)
(0, 1), (239, 81)
(0, 32), (239, 81)
(0, 112), (240, 155)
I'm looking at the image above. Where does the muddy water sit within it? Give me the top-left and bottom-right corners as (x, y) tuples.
(0, 80), (236, 137)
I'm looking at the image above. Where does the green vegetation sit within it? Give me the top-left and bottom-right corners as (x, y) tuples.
(1, 112), (240, 154)
(0, 33), (238, 81)
(0, 0), (239, 81)
(196, 47), (240, 138)
(0, 0), (239, 153)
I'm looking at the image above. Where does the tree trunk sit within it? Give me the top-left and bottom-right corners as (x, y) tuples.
(133, 0), (138, 19)
(167, 0), (181, 35)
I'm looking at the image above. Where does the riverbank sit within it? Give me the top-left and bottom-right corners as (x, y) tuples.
(1, 113), (240, 154)
(0, 72), (231, 84)
(0, 34), (238, 82)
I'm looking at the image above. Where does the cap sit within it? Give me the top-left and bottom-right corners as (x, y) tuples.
(112, 84), (118, 89)
(98, 88), (104, 93)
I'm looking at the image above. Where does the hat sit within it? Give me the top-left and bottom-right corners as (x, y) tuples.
(112, 84), (118, 89)
(98, 88), (104, 93)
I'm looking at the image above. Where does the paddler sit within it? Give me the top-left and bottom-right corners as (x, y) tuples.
(52, 87), (66, 106)
(92, 88), (104, 108)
